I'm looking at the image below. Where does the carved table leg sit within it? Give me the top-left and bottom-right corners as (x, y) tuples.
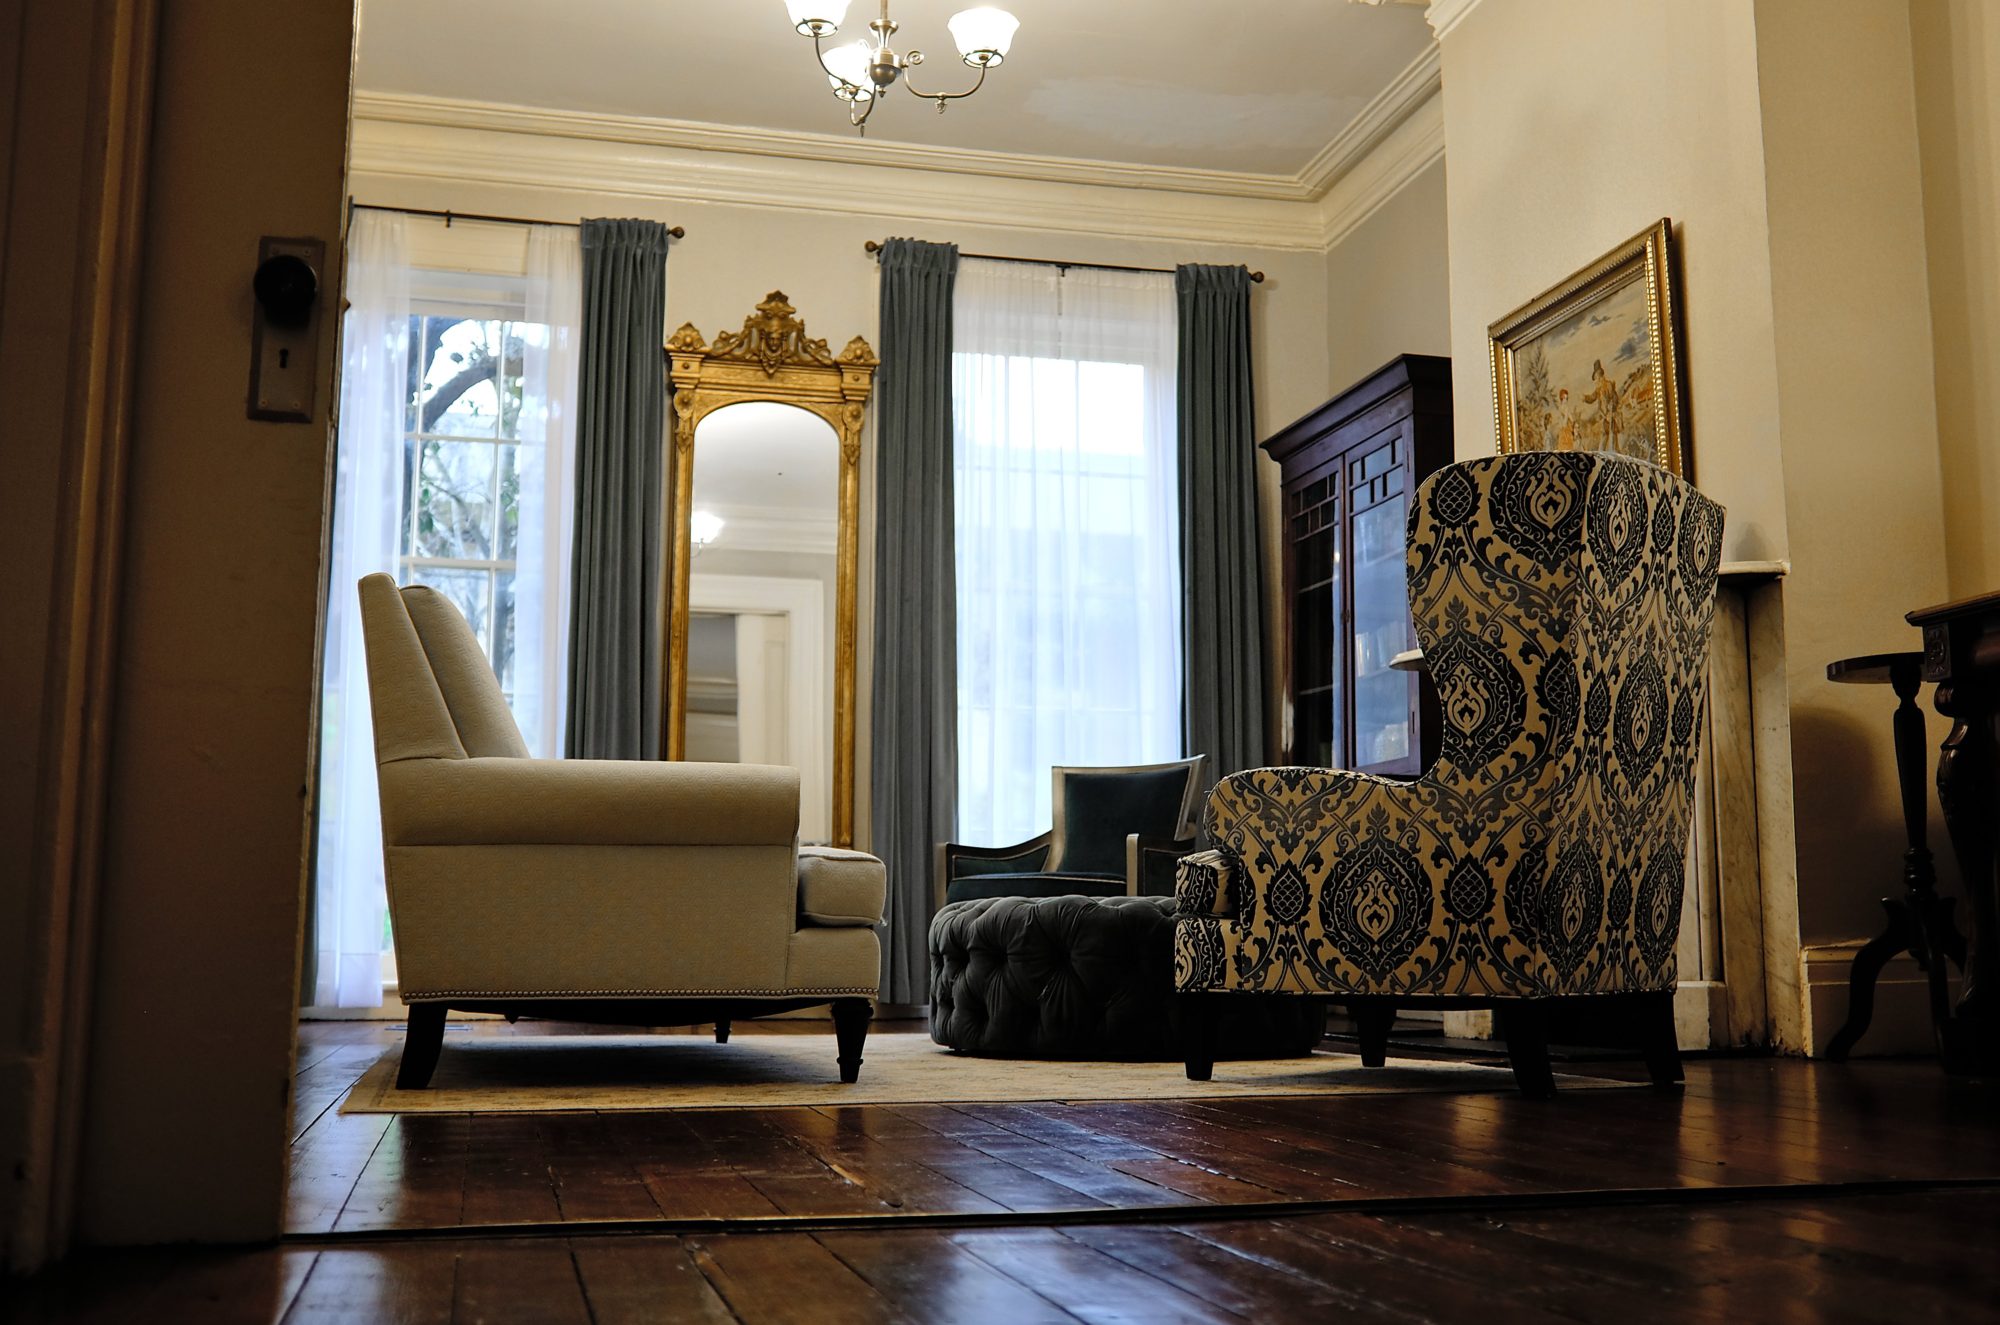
(1825, 903), (1914, 1061)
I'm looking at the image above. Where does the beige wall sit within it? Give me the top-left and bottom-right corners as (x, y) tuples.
(363, 167), (1331, 813)
(1438, 0), (1952, 960)
(1753, 0), (1951, 947)
(1323, 156), (1453, 398)
(1439, 0), (1788, 561)
(1912, 0), (2000, 597)
(71, 0), (356, 1244)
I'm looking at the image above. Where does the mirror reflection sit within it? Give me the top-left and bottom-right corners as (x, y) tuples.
(687, 401), (841, 843)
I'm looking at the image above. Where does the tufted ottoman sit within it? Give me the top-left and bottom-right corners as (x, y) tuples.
(928, 895), (1326, 1060)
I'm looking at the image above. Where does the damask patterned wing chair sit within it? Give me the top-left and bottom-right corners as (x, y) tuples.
(1174, 453), (1725, 1096)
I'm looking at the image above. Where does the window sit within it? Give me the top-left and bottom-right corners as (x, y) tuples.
(399, 304), (536, 711)
(952, 260), (1181, 846)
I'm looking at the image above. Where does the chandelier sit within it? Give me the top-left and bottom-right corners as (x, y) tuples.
(784, 1), (1020, 133)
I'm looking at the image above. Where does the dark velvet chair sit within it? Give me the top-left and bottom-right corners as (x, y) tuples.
(934, 756), (1209, 907)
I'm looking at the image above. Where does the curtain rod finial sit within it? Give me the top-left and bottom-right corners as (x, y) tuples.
(668, 226), (686, 239)
(864, 239), (882, 254)
(1250, 271), (1265, 283)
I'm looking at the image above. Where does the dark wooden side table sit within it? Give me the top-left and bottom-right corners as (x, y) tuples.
(1909, 589), (2000, 1076)
(1823, 652), (1965, 1060)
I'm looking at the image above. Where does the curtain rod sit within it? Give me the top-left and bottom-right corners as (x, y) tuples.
(350, 201), (685, 240)
(862, 239), (1263, 283)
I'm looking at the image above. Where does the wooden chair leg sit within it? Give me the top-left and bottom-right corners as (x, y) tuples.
(831, 999), (872, 1083)
(1498, 1001), (1556, 1098)
(1639, 990), (1684, 1091)
(714, 1019), (731, 1044)
(397, 1003), (447, 1090)
(1354, 1002), (1395, 1068)
(1181, 993), (1220, 1082)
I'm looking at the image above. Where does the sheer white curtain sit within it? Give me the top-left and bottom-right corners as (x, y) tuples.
(511, 226), (583, 757)
(312, 212), (409, 1007)
(311, 219), (582, 1008)
(952, 259), (1181, 847)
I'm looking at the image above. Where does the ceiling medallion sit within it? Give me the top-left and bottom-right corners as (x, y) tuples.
(784, 0), (1019, 134)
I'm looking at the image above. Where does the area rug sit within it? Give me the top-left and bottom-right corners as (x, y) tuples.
(340, 1033), (1633, 1114)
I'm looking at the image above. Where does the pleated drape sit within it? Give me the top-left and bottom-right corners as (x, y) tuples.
(1175, 264), (1266, 781)
(566, 218), (670, 759)
(869, 237), (961, 1004)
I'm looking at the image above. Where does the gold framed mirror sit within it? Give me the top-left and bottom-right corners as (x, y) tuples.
(664, 293), (875, 847)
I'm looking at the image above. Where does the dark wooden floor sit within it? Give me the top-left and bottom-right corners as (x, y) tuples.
(17, 1020), (2000, 1322)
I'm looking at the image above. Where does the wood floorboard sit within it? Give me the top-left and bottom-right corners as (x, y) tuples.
(22, 1193), (2000, 1323)
(282, 1022), (2000, 1237)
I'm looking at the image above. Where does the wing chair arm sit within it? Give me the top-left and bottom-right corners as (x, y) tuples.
(377, 757), (801, 848)
(1127, 832), (1197, 898)
(933, 832), (1054, 909)
(1175, 848), (1243, 917)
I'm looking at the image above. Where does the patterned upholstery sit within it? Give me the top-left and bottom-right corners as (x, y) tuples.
(1175, 453), (1724, 1002)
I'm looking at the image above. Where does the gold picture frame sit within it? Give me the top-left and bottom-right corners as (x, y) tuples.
(1488, 218), (1688, 476)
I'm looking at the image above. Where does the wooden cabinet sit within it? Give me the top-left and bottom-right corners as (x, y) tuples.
(1263, 355), (1452, 777)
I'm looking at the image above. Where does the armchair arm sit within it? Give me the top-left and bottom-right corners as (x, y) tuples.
(933, 832), (1053, 909)
(1127, 832), (1197, 899)
(1175, 848), (1241, 917)
(378, 757), (800, 848)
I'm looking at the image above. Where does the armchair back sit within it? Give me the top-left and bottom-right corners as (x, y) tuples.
(358, 572), (529, 763)
(1190, 453), (1724, 998)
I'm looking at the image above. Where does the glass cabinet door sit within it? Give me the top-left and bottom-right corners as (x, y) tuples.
(1286, 463), (1342, 768)
(1347, 432), (1419, 776)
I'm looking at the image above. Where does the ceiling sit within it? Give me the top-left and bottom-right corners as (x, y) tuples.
(354, 0), (1435, 177)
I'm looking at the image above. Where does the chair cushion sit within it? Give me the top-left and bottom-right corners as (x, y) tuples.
(1053, 766), (1191, 875)
(797, 846), (887, 927)
(942, 872), (1125, 905)
(928, 895), (1326, 1060)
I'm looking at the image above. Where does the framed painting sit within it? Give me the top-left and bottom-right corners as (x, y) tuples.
(1488, 218), (1688, 476)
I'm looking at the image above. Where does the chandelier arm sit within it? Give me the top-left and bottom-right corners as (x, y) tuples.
(899, 59), (990, 104)
(812, 29), (869, 100)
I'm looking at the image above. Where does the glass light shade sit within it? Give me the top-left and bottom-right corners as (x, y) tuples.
(947, 7), (1018, 63)
(823, 39), (874, 95)
(690, 510), (725, 547)
(785, 0), (849, 35)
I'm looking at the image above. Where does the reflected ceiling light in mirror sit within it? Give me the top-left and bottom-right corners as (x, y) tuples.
(690, 509), (726, 550)
(785, 0), (1018, 134)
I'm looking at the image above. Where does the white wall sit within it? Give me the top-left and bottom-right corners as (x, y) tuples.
(1323, 156), (1452, 397)
(1912, 0), (2000, 598)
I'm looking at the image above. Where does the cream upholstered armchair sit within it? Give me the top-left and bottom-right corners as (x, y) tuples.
(357, 573), (886, 1088)
(1175, 453), (1725, 1096)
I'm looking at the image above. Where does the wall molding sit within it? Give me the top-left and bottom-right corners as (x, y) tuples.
(1297, 45), (1440, 199)
(1316, 87), (1445, 249)
(350, 57), (1448, 256)
(1424, 0), (1486, 41)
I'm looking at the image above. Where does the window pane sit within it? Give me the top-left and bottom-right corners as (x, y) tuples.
(413, 440), (498, 561)
(417, 317), (502, 439)
(492, 568), (517, 695)
(496, 442), (521, 561)
(497, 321), (528, 440)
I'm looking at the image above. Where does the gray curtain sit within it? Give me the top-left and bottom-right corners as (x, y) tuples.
(1176, 263), (1265, 780)
(566, 219), (671, 759)
(870, 237), (960, 1004)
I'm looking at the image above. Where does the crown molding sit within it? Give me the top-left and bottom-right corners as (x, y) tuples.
(1425, 0), (1486, 40)
(349, 109), (1328, 251)
(697, 504), (839, 557)
(1296, 45), (1441, 199)
(354, 91), (1319, 203)
(351, 44), (1447, 256)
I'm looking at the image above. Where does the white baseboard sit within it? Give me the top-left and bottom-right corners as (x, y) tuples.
(1801, 941), (1954, 1058)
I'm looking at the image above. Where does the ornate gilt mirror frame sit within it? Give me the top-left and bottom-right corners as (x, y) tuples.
(664, 292), (876, 847)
